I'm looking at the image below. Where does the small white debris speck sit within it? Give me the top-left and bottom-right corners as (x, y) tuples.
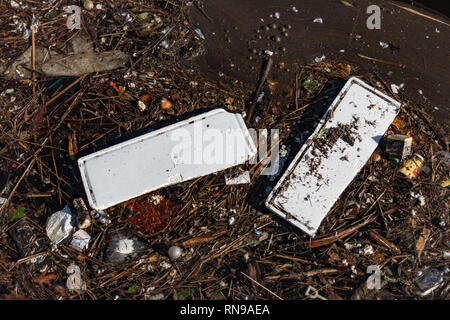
(160, 40), (169, 49)
(360, 244), (374, 256)
(194, 28), (205, 40)
(350, 265), (357, 274)
(137, 101), (146, 112)
(313, 17), (323, 24)
(314, 55), (326, 63)
(390, 83), (404, 94)
(418, 196), (426, 206)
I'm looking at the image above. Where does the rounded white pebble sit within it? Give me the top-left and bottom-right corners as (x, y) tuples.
(83, 0), (94, 10)
(168, 246), (182, 260)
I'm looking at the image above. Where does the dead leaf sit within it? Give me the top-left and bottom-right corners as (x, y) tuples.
(32, 273), (58, 287)
(327, 251), (341, 264)
(140, 93), (152, 104)
(371, 251), (386, 264)
(416, 228), (430, 261)
(409, 217), (418, 229)
(225, 97), (234, 105)
(248, 262), (257, 281)
(53, 285), (68, 298)
(0, 291), (29, 300)
(68, 133), (78, 159)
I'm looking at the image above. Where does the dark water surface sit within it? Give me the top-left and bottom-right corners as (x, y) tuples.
(188, 0), (449, 131)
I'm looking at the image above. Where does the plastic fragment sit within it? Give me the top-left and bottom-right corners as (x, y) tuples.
(45, 206), (74, 244)
(66, 264), (84, 291)
(70, 230), (91, 251)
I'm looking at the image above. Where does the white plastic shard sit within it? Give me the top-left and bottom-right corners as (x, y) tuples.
(225, 170), (251, 185)
(265, 77), (401, 237)
(78, 109), (257, 210)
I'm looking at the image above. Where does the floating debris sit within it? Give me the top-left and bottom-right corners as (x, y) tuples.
(73, 198), (91, 229)
(66, 264), (84, 291)
(168, 246), (182, 260)
(78, 109), (256, 210)
(384, 134), (413, 160)
(415, 268), (444, 296)
(194, 28), (205, 40)
(105, 232), (148, 265)
(70, 230), (91, 252)
(225, 170), (251, 185)
(82, 0), (94, 10)
(390, 83), (404, 94)
(3, 37), (129, 79)
(266, 77), (400, 236)
(314, 55), (326, 63)
(45, 206), (74, 245)
(160, 98), (172, 111)
(313, 17), (323, 24)
(399, 154), (424, 179)
(138, 100), (147, 112)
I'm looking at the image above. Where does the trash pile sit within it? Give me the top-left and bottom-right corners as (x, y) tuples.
(0, 0), (448, 300)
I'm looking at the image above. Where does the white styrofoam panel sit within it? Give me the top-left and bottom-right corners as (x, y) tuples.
(78, 109), (256, 210)
(265, 77), (401, 237)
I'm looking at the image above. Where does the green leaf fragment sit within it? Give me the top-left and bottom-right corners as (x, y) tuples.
(177, 288), (195, 300)
(318, 128), (328, 136)
(127, 285), (136, 293)
(48, 11), (60, 19)
(302, 79), (318, 93)
(11, 205), (25, 221)
(138, 12), (149, 20)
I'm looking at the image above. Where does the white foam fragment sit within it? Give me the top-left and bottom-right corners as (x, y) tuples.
(313, 17), (323, 24)
(265, 77), (400, 237)
(78, 109), (256, 210)
(225, 170), (251, 185)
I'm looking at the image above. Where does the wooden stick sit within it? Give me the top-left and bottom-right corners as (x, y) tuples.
(390, 3), (450, 27)
(305, 213), (378, 248)
(357, 53), (405, 68)
(247, 55), (273, 122)
(31, 24), (37, 96)
(0, 157), (36, 217)
(44, 74), (87, 107)
(369, 231), (401, 254)
(241, 272), (283, 300)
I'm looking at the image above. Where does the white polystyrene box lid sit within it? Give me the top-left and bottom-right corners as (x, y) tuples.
(78, 109), (256, 210)
(265, 77), (401, 237)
